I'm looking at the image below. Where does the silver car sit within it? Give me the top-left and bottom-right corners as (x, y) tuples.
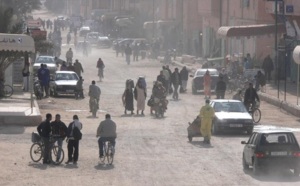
(33, 56), (57, 76)
(49, 71), (79, 97)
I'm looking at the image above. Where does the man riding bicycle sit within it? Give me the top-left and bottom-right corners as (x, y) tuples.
(243, 83), (260, 112)
(96, 114), (117, 159)
(88, 80), (101, 112)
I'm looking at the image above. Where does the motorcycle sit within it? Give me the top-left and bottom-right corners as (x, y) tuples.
(153, 97), (167, 118)
(34, 79), (43, 100)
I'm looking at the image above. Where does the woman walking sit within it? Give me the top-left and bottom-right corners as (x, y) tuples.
(97, 58), (105, 82)
(122, 79), (134, 115)
(134, 77), (147, 115)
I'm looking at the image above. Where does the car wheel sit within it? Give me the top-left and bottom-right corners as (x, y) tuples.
(294, 168), (300, 176)
(211, 123), (219, 135)
(53, 89), (58, 97)
(243, 154), (249, 170)
(252, 158), (261, 175)
(192, 86), (197, 95)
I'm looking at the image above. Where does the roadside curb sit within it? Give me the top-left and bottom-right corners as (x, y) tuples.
(258, 92), (300, 117)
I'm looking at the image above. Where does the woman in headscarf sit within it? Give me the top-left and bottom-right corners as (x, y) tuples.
(134, 78), (147, 115)
(122, 79), (134, 115)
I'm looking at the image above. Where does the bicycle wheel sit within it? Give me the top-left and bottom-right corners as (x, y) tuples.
(252, 108), (261, 123)
(107, 144), (114, 165)
(99, 144), (106, 163)
(50, 145), (64, 165)
(30, 143), (43, 162)
(4, 85), (13, 97)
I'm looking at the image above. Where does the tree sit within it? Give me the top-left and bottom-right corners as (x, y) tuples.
(3, 0), (41, 17)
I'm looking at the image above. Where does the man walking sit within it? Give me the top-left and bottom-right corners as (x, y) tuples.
(215, 76), (227, 99)
(203, 70), (211, 99)
(171, 68), (182, 100)
(200, 100), (215, 144)
(96, 114), (117, 159)
(37, 64), (50, 98)
(179, 66), (188, 92)
(89, 80), (101, 112)
(66, 115), (83, 165)
(124, 44), (132, 65)
(50, 114), (68, 162)
(262, 54), (274, 82)
(66, 48), (73, 63)
(37, 113), (52, 164)
(73, 59), (84, 77)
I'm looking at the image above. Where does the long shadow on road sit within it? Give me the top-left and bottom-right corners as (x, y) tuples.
(94, 163), (115, 171)
(244, 168), (300, 182)
(189, 141), (214, 148)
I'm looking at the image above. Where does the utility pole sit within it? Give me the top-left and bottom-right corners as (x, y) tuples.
(152, 0), (155, 39)
(275, 0), (279, 99)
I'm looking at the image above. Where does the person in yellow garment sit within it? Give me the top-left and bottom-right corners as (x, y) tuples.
(200, 99), (215, 144)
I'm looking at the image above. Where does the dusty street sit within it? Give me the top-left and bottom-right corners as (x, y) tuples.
(1, 10), (300, 186)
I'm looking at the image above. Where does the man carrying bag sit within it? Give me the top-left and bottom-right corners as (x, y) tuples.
(66, 115), (82, 165)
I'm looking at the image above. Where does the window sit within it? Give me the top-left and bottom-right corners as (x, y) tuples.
(259, 133), (296, 146)
(241, 0), (250, 8)
(248, 133), (257, 144)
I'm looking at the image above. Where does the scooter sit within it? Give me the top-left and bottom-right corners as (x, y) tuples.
(154, 98), (167, 118)
(34, 79), (43, 100)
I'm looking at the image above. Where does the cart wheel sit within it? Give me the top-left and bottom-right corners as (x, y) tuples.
(188, 136), (192, 142)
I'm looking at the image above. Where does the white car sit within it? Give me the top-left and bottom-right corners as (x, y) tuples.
(49, 71), (79, 97)
(33, 56), (57, 76)
(210, 99), (254, 134)
(79, 26), (91, 37)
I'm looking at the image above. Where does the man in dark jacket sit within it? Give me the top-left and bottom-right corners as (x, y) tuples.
(157, 70), (167, 90)
(180, 66), (189, 92)
(244, 83), (260, 111)
(124, 44), (132, 65)
(37, 113), (52, 164)
(215, 76), (227, 99)
(171, 68), (182, 100)
(262, 55), (274, 82)
(50, 114), (67, 162)
(37, 64), (50, 98)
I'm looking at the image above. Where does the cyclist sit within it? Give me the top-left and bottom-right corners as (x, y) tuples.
(96, 114), (117, 159)
(88, 80), (101, 112)
(243, 82), (260, 112)
(37, 113), (52, 164)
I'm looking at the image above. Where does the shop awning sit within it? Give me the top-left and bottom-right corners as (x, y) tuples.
(0, 34), (35, 53)
(217, 24), (286, 38)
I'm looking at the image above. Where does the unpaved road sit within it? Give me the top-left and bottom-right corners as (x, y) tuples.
(1, 9), (300, 186)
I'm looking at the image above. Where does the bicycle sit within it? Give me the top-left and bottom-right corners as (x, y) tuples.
(90, 97), (99, 117)
(4, 84), (13, 97)
(30, 132), (65, 165)
(248, 102), (261, 124)
(99, 141), (115, 165)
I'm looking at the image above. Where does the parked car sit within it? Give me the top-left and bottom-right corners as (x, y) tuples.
(97, 36), (112, 48)
(86, 32), (102, 45)
(75, 41), (92, 55)
(241, 129), (300, 176)
(113, 38), (134, 50)
(191, 68), (219, 94)
(33, 56), (57, 76)
(79, 26), (91, 37)
(210, 99), (253, 134)
(49, 71), (79, 97)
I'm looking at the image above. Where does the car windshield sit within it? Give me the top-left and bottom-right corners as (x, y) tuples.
(260, 133), (296, 145)
(36, 57), (54, 64)
(214, 102), (247, 112)
(55, 73), (78, 81)
(196, 70), (219, 76)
